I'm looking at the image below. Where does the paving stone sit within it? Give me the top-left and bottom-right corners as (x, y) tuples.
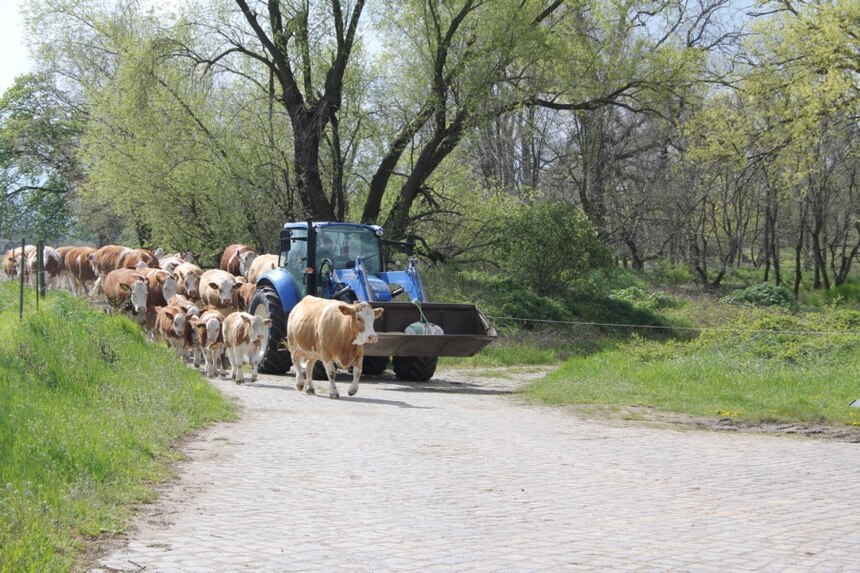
(93, 369), (860, 572)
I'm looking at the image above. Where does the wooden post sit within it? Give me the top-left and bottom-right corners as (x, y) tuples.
(19, 238), (25, 320)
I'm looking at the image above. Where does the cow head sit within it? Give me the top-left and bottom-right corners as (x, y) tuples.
(171, 312), (187, 337)
(205, 316), (222, 346)
(340, 302), (384, 345)
(121, 279), (148, 314)
(239, 251), (257, 277)
(208, 277), (235, 305)
(242, 314), (271, 344)
(160, 273), (177, 302)
(175, 270), (200, 299)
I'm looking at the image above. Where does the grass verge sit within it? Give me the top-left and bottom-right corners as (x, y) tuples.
(0, 284), (236, 573)
(525, 310), (860, 427)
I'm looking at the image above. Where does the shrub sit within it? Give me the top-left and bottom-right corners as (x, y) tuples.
(651, 259), (693, 287)
(489, 203), (612, 295)
(722, 282), (794, 309)
(610, 287), (683, 310)
(696, 310), (860, 364)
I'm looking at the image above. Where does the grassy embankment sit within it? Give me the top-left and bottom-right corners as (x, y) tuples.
(0, 283), (236, 573)
(425, 265), (860, 428)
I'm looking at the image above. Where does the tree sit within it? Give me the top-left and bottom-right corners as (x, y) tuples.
(0, 73), (81, 242)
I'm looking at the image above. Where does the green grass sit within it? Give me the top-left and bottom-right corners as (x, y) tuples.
(0, 283), (236, 573)
(525, 311), (860, 427)
(439, 331), (611, 368)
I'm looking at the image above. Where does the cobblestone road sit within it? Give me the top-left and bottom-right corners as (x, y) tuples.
(95, 368), (859, 573)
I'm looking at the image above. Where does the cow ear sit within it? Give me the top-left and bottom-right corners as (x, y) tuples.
(172, 271), (180, 281)
(373, 308), (384, 318)
(208, 282), (219, 290)
(338, 305), (355, 316)
(119, 283), (131, 292)
(263, 319), (272, 327)
(156, 274), (166, 284)
(241, 314), (251, 323)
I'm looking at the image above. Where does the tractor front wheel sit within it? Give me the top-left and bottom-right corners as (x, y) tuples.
(392, 356), (437, 382)
(249, 286), (292, 374)
(362, 356), (390, 376)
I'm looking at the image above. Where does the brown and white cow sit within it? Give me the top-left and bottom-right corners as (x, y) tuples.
(220, 244), (258, 278)
(89, 245), (128, 277)
(118, 248), (158, 270)
(173, 262), (203, 300)
(168, 293), (201, 317)
(194, 308), (226, 378)
(235, 282), (257, 312)
(200, 269), (239, 309)
(2, 249), (17, 279)
(154, 304), (189, 353)
(222, 311), (271, 384)
(139, 268), (179, 334)
(245, 254), (279, 284)
(59, 246), (98, 296)
(103, 268), (148, 316)
(24, 246), (64, 289)
(4, 245), (37, 282)
(286, 296), (384, 399)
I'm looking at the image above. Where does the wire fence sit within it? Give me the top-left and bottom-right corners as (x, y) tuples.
(485, 315), (860, 338)
(3, 241), (859, 339)
(1, 239), (48, 320)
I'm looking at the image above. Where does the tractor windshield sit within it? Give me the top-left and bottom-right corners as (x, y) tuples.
(316, 226), (382, 275)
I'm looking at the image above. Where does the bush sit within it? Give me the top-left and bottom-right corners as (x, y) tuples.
(722, 282), (794, 309)
(610, 287), (684, 310)
(490, 203), (612, 295)
(651, 260), (693, 287)
(696, 309), (860, 364)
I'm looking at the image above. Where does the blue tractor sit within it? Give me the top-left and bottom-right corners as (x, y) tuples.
(248, 221), (496, 381)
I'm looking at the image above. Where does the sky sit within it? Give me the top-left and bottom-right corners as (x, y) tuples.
(0, 0), (32, 95)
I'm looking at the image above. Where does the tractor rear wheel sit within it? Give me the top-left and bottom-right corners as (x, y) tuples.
(392, 356), (437, 382)
(249, 286), (292, 374)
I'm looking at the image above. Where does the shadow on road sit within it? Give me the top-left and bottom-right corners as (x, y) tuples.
(383, 378), (516, 396)
(242, 381), (431, 409)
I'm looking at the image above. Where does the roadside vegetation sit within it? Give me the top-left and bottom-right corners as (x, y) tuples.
(0, 283), (236, 573)
(427, 260), (860, 430)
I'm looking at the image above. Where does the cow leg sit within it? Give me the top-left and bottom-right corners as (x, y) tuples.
(249, 350), (259, 383)
(292, 352), (306, 392)
(304, 359), (317, 395)
(232, 347), (245, 384)
(348, 364), (361, 397)
(325, 361), (339, 399)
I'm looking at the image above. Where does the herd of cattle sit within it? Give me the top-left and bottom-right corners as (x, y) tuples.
(2, 243), (385, 398)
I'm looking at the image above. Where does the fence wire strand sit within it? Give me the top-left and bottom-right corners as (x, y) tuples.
(486, 315), (860, 337)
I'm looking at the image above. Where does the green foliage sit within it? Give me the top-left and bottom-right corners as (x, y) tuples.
(489, 203), (612, 295)
(0, 74), (80, 242)
(0, 284), (235, 572)
(696, 310), (860, 365)
(527, 306), (860, 426)
(610, 287), (684, 311)
(650, 260), (693, 288)
(722, 283), (795, 309)
(799, 280), (860, 309)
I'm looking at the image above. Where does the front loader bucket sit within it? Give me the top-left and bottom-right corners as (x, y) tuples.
(364, 302), (497, 357)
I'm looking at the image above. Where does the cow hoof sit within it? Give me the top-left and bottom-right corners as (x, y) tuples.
(305, 386), (315, 395)
(348, 388), (357, 396)
(329, 393), (339, 400)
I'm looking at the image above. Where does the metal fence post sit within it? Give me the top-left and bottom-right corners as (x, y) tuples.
(19, 238), (25, 320)
(37, 240), (45, 303)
